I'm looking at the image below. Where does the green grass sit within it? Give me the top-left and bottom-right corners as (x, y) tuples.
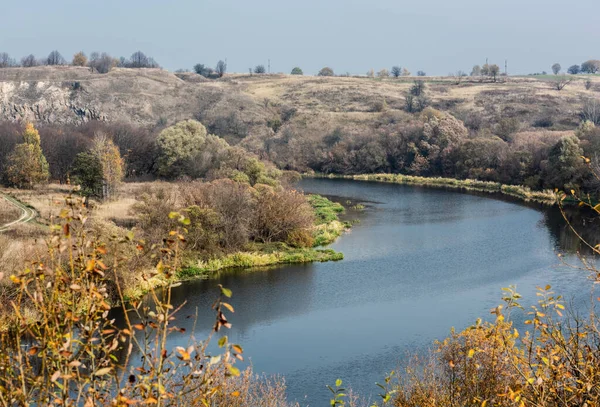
(179, 247), (343, 278)
(308, 194), (345, 224)
(308, 173), (557, 204)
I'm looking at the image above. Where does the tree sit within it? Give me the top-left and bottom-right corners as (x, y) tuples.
(291, 67), (303, 75)
(403, 68), (412, 76)
(72, 51), (87, 67)
(377, 69), (390, 78)
(568, 65), (581, 75)
(20, 54), (38, 67)
(254, 64), (266, 74)
(5, 123), (50, 188)
(46, 50), (66, 66)
(391, 66), (402, 78)
(70, 151), (103, 197)
(90, 134), (124, 199)
(416, 70), (426, 76)
(129, 51), (150, 68)
(545, 135), (586, 190)
(318, 67), (334, 76)
(89, 52), (115, 74)
(471, 65), (482, 76)
(194, 63), (213, 77)
(581, 98), (600, 125)
(0, 52), (16, 68)
(581, 60), (600, 74)
(482, 64), (500, 82)
(156, 119), (229, 179)
(215, 60), (227, 77)
(553, 75), (573, 91)
(552, 63), (561, 75)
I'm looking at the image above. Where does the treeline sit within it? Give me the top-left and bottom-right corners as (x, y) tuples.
(0, 50), (159, 73)
(254, 100), (599, 194)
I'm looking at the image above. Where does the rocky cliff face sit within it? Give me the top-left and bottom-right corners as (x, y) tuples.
(0, 66), (219, 126)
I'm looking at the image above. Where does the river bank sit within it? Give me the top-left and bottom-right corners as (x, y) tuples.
(121, 194), (349, 300)
(307, 173), (557, 204)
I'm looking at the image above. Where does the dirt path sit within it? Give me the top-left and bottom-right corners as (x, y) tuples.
(0, 193), (36, 232)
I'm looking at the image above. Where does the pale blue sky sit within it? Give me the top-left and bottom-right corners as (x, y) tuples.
(1, 0), (598, 75)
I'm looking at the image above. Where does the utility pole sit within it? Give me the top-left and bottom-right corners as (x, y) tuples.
(268, 59), (271, 74)
(505, 59), (508, 76)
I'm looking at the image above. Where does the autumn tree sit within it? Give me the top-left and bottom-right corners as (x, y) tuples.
(90, 133), (124, 199)
(5, 123), (50, 188)
(318, 67), (334, 76)
(72, 51), (87, 66)
(552, 63), (561, 75)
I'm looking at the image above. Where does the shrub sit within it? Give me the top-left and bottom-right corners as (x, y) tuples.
(291, 67), (303, 75)
(318, 67), (334, 76)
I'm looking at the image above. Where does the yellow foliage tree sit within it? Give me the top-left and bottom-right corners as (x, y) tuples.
(5, 123), (49, 188)
(72, 51), (87, 67)
(92, 133), (124, 199)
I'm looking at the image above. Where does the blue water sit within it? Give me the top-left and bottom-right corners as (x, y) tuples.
(130, 178), (599, 405)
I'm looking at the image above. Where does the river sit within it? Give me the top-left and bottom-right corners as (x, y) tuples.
(125, 178), (600, 405)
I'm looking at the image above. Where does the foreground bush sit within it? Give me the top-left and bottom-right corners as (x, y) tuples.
(0, 196), (290, 406)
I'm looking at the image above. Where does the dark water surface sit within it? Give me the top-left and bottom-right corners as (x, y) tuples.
(133, 179), (600, 404)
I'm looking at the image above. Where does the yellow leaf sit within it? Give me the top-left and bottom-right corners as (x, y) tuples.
(468, 349), (475, 358)
(94, 367), (113, 376)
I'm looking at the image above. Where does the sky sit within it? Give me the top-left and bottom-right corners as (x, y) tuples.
(1, 0), (599, 76)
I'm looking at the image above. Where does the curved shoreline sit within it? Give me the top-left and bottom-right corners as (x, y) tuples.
(305, 173), (557, 205)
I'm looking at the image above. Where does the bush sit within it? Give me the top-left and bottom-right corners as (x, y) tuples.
(291, 67), (303, 75)
(318, 67), (334, 76)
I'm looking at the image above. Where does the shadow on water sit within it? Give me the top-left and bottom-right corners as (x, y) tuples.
(112, 178), (599, 405)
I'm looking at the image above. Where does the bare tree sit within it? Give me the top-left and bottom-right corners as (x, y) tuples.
(215, 60), (227, 77)
(21, 54), (38, 67)
(89, 52), (115, 74)
(129, 51), (149, 68)
(451, 70), (466, 85)
(553, 75), (573, 91)
(552, 63), (561, 75)
(391, 66), (402, 78)
(0, 53), (17, 68)
(377, 69), (390, 78)
(471, 65), (482, 76)
(46, 50), (66, 65)
(581, 98), (600, 124)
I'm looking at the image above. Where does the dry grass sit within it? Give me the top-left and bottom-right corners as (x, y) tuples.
(0, 197), (20, 225)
